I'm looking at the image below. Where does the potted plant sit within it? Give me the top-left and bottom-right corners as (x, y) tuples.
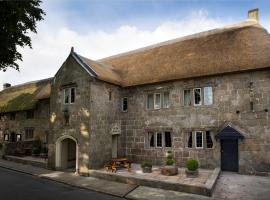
(161, 151), (178, 176)
(185, 159), (199, 177)
(141, 161), (152, 173)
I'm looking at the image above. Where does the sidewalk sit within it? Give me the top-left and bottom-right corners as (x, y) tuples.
(0, 158), (213, 200)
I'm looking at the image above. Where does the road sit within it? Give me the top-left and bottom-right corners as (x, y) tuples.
(0, 167), (123, 200)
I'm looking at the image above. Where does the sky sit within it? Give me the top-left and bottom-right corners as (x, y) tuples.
(1, 0), (270, 89)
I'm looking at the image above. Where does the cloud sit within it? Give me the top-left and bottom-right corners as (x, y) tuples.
(0, 9), (229, 89)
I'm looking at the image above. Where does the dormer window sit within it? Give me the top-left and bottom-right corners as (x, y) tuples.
(63, 87), (76, 104)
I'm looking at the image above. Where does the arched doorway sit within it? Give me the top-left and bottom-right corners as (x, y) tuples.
(55, 135), (78, 173)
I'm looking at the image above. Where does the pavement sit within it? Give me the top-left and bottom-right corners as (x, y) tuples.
(0, 158), (269, 200)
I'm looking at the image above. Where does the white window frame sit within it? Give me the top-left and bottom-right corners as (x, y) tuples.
(63, 87), (76, 104)
(122, 97), (128, 112)
(155, 132), (163, 148)
(154, 93), (161, 110)
(203, 86), (213, 105)
(183, 89), (192, 107)
(195, 131), (203, 149)
(193, 88), (202, 106)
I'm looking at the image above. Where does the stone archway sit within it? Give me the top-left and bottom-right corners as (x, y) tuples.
(55, 135), (78, 173)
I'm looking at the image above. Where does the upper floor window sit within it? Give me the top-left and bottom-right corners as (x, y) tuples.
(63, 87), (76, 104)
(10, 113), (16, 120)
(122, 97), (128, 112)
(204, 87), (213, 105)
(26, 110), (34, 119)
(147, 91), (170, 110)
(194, 88), (202, 106)
(183, 89), (192, 107)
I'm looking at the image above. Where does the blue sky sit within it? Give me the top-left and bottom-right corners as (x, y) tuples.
(1, 0), (270, 88)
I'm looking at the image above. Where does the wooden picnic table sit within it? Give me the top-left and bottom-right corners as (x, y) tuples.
(105, 157), (131, 172)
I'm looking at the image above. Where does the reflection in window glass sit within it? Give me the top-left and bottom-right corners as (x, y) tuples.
(194, 88), (202, 106)
(147, 94), (154, 110)
(163, 92), (170, 108)
(71, 88), (76, 103)
(184, 90), (191, 106)
(156, 133), (162, 147)
(148, 132), (155, 147)
(195, 131), (203, 148)
(154, 93), (161, 109)
(204, 87), (213, 105)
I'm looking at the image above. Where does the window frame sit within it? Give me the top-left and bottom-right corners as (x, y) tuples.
(25, 128), (34, 140)
(163, 92), (170, 109)
(148, 132), (155, 148)
(63, 87), (76, 104)
(205, 131), (214, 149)
(193, 88), (202, 106)
(155, 132), (163, 148)
(195, 131), (204, 149)
(203, 86), (213, 105)
(187, 132), (193, 148)
(122, 97), (128, 112)
(154, 93), (161, 110)
(146, 94), (154, 110)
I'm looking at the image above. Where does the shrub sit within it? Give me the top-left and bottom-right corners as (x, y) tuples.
(141, 161), (152, 168)
(32, 147), (41, 156)
(167, 154), (173, 160)
(186, 159), (199, 171)
(166, 159), (174, 166)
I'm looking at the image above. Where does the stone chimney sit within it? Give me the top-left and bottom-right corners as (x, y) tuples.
(3, 83), (11, 89)
(248, 8), (259, 22)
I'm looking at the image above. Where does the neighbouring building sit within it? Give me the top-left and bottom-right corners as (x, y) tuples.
(0, 9), (269, 175)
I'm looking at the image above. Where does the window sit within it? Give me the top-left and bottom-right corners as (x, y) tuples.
(109, 91), (112, 101)
(63, 87), (76, 104)
(206, 131), (213, 148)
(184, 90), (192, 107)
(122, 97), (128, 112)
(10, 113), (16, 120)
(4, 134), (9, 141)
(154, 93), (161, 109)
(148, 132), (155, 147)
(187, 132), (193, 148)
(16, 134), (22, 142)
(195, 131), (203, 148)
(26, 110), (34, 119)
(165, 132), (172, 147)
(163, 92), (170, 108)
(147, 94), (154, 110)
(204, 87), (213, 105)
(25, 128), (34, 140)
(156, 133), (163, 147)
(194, 88), (202, 106)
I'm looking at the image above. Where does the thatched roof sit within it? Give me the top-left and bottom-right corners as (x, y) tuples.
(79, 21), (270, 87)
(0, 78), (52, 113)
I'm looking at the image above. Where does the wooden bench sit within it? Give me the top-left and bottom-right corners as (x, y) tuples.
(104, 157), (131, 173)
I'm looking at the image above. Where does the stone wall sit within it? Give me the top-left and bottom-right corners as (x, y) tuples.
(119, 69), (270, 174)
(0, 99), (50, 143)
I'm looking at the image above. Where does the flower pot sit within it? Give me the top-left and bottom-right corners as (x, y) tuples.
(142, 166), (152, 173)
(185, 168), (199, 177)
(161, 165), (178, 176)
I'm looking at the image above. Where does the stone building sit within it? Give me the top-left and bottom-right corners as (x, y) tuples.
(0, 10), (269, 175)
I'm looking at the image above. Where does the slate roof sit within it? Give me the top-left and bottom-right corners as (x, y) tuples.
(216, 125), (244, 139)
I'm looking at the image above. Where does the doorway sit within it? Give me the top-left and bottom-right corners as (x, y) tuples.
(55, 135), (78, 172)
(221, 139), (239, 172)
(112, 135), (118, 158)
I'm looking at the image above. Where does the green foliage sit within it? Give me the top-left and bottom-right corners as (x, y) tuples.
(186, 159), (199, 171)
(32, 147), (41, 156)
(0, 0), (45, 71)
(166, 159), (174, 166)
(167, 154), (173, 160)
(141, 161), (152, 168)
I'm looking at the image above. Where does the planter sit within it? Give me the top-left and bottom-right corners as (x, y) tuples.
(185, 168), (199, 177)
(161, 165), (178, 176)
(142, 166), (152, 173)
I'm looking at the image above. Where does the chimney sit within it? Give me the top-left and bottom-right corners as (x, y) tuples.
(248, 8), (259, 22)
(3, 83), (11, 89)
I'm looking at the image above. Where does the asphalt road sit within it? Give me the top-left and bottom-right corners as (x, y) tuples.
(0, 167), (124, 200)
